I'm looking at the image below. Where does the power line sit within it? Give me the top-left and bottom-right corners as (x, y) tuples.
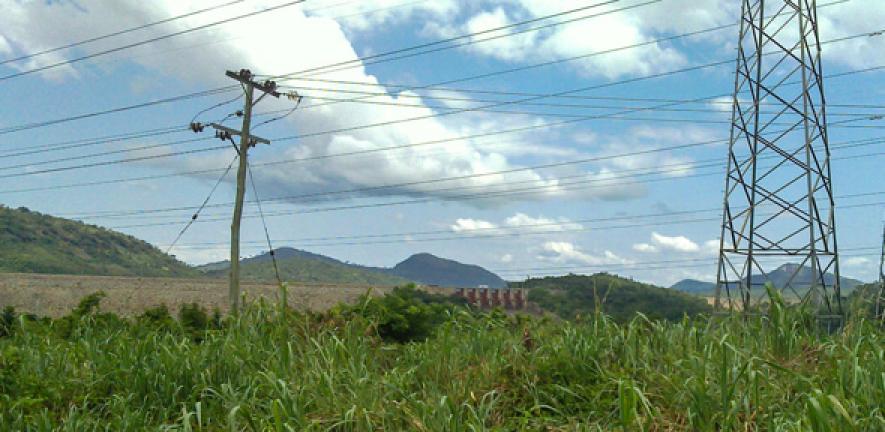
(278, 77), (885, 110)
(266, 4), (875, 118)
(0, 137), (213, 171)
(14, 130), (885, 217)
(0, 142), (227, 180)
(8, 126), (188, 159)
(162, 191), (885, 248)
(0, 0), (641, 136)
(0, 87), (238, 136)
(97, 157), (885, 228)
(280, 84), (885, 115)
(266, 56), (885, 146)
(2, 37), (880, 182)
(492, 249), (880, 276)
(263, 0), (635, 80)
(1, 9), (875, 140)
(0, 0), (245, 67)
(264, 0), (852, 82)
(165, 154), (240, 254)
(0, 0), (307, 83)
(14, 91), (878, 163)
(157, 202), (881, 249)
(10, 105), (880, 172)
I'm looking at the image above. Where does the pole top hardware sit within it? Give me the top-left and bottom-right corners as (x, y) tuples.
(209, 123), (269, 146)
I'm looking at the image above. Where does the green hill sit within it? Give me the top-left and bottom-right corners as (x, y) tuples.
(0, 206), (197, 277)
(513, 273), (712, 322)
(385, 253), (507, 288)
(199, 247), (412, 286)
(670, 279), (716, 294)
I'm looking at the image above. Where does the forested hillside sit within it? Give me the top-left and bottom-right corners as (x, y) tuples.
(515, 273), (712, 321)
(0, 206), (197, 277)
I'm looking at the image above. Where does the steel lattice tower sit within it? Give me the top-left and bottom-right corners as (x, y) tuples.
(876, 223), (885, 320)
(714, 0), (841, 314)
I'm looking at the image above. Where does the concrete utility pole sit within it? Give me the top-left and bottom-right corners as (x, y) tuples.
(190, 69), (279, 313)
(225, 69), (279, 313)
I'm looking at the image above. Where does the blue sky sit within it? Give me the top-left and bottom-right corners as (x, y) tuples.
(1, 0), (883, 286)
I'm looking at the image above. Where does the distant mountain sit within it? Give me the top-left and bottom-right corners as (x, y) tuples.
(200, 249), (507, 288)
(198, 247), (411, 286)
(671, 263), (865, 296)
(750, 263), (864, 292)
(0, 206), (197, 277)
(516, 273), (712, 322)
(385, 253), (507, 288)
(671, 279), (716, 294)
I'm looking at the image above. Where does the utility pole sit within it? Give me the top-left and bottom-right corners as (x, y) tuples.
(191, 69), (279, 313)
(714, 0), (842, 317)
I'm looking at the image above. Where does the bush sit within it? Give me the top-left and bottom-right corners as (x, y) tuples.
(178, 303), (209, 331)
(178, 302), (210, 342)
(74, 291), (107, 316)
(339, 284), (465, 343)
(137, 304), (176, 331)
(54, 291), (125, 339)
(0, 306), (16, 337)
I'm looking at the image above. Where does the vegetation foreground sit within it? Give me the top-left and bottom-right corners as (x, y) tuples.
(1, 288), (884, 431)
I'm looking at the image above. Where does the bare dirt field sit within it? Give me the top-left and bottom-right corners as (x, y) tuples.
(0, 273), (417, 317)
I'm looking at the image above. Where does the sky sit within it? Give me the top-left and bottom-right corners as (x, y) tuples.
(0, 0), (883, 287)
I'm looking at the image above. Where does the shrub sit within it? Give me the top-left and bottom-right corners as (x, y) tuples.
(137, 304), (176, 331)
(178, 302), (210, 342)
(0, 306), (15, 337)
(74, 291), (107, 316)
(339, 284), (464, 343)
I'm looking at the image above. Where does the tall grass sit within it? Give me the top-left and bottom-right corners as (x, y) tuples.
(1, 293), (883, 430)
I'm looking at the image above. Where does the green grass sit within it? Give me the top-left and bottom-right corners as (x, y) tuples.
(1, 291), (884, 430)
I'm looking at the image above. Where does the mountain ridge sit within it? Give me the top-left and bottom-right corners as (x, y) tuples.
(199, 248), (507, 288)
(671, 263), (866, 295)
(0, 205), (198, 277)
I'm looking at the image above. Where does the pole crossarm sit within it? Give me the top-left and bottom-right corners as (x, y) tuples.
(714, 0), (842, 316)
(209, 123), (270, 146)
(226, 69), (281, 98)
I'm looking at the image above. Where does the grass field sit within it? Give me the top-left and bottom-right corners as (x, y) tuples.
(1, 287), (884, 430)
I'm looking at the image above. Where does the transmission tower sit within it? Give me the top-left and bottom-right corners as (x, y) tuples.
(714, 0), (842, 315)
(876, 223), (885, 320)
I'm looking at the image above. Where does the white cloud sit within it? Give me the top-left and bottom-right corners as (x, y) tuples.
(500, 253), (513, 263)
(504, 213), (582, 232)
(537, 241), (632, 266)
(650, 232), (700, 253)
(423, 1), (690, 80)
(0, 34), (11, 55)
(305, 0), (458, 32)
(4, 1), (876, 209)
(0, 1), (626, 206)
(632, 242), (658, 253)
(450, 218), (498, 232)
(703, 239), (720, 255)
(843, 257), (871, 267)
(816, 3), (885, 69)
